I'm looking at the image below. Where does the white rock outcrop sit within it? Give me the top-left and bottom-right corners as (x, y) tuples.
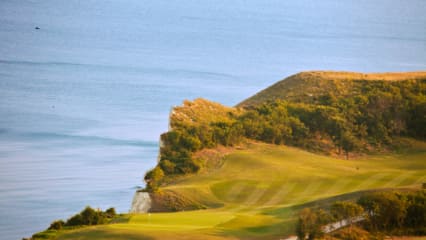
(130, 191), (151, 213)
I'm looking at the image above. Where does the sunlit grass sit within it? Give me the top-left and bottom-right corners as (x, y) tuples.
(53, 140), (426, 240)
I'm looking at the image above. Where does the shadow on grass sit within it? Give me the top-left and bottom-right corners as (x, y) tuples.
(264, 187), (419, 218)
(215, 223), (289, 240)
(215, 187), (420, 240)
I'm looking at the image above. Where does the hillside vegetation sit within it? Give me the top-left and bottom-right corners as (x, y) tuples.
(238, 71), (426, 107)
(145, 71), (426, 190)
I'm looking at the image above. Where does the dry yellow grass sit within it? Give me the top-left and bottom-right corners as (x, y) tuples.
(170, 98), (240, 128)
(294, 71), (426, 81)
(238, 71), (426, 107)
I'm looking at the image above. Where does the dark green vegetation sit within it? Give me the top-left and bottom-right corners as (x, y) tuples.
(63, 206), (116, 227)
(296, 190), (426, 239)
(146, 71), (426, 190)
(31, 207), (117, 239)
(359, 191), (426, 234)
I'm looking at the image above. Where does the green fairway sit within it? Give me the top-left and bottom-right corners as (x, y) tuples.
(47, 141), (426, 240)
(167, 141), (426, 209)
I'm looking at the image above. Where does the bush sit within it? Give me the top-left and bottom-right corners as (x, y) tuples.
(160, 160), (176, 174)
(65, 213), (83, 226)
(357, 190), (426, 234)
(296, 208), (331, 240)
(330, 201), (364, 225)
(65, 206), (106, 226)
(358, 192), (406, 232)
(80, 206), (105, 225)
(145, 167), (165, 190)
(48, 220), (65, 230)
(331, 226), (372, 240)
(105, 207), (116, 218)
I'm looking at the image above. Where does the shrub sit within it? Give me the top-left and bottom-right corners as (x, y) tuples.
(145, 167), (165, 190)
(80, 206), (105, 225)
(296, 208), (331, 240)
(48, 220), (65, 230)
(160, 160), (176, 174)
(105, 207), (116, 218)
(358, 192), (406, 232)
(332, 226), (372, 240)
(65, 213), (83, 226)
(65, 206), (106, 226)
(330, 201), (364, 225)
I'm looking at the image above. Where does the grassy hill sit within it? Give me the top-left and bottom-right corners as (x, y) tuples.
(32, 71), (426, 239)
(238, 71), (426, 107)
(35, 140), (426, 240)
(144, 71), (425, 189)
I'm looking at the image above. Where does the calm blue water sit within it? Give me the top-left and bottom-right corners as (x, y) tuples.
(0, 0), (425, 239)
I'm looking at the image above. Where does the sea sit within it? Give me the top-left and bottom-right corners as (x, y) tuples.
(0, 0), (425, 239)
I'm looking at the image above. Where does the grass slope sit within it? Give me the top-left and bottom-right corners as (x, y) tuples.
(49, 139), (426, 240)
(238, 71), (426, 107)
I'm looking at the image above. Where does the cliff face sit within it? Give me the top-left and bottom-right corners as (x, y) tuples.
(130, 192), (151, 213)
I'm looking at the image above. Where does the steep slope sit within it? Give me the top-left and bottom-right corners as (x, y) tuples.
(238, 71), (426, 107)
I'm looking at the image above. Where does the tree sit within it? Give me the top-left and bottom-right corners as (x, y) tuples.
(330, 201), (364, 233)
(80, 206), (96, 225)
(296, 208), (316, 240)
(405, 203), (425, 229)
(288, 117), (309, 144)
(407, 98), (426, 139)
(65, 213), (83, 226)
(179, 132), (202, 151)
(160, 159), (176, 174)
(144, 167), (165, 191)
(404, 191), (426, 230)
(105, 207), (116, 218)
(296, 208), (331, 240)
(339, 131), (360, 159)
(358, 192), (406, 232)
(48, 220), (65, 230)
